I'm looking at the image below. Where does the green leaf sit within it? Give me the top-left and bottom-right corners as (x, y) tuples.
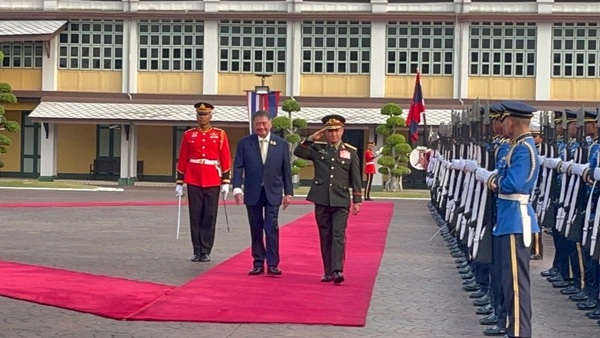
(0, 146), (6, 153)
(377, 167), (389, 175)
(0, 105), (5, 116)
(386, 116), (405, 128)
(378, 155), (396, 167)
(0, 93), (17, 104)
(292, 118), (307, 128)
(399, 155), (410, 163)
(0, 134), (11, 146)
(291, 166), (300, 175)
(285, 133), (301, 144)
(0, 160), (4, 169)
(0, 82), (13, 94)
(281, 99), (301, 113)
(375, 124), (392, 136)
(380, 103), (402, 116)
(271, 116), (291, 131)
(0, 51), (4, 62)
(386, 134), (405, 146)
(292, 158), (307, 168)
(5, 120), (20, 133)
(396, 143), (412, 154)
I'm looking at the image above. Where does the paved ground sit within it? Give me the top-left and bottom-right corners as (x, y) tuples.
(0, 188), (598, 337)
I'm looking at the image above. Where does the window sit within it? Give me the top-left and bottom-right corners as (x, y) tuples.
(0, 42), (43, 69)
(139, 20), (204, 72)
(469, 22), (536, 77)
(301, 21), (371, 74)
(97, 125), (121, 159)
(552, 23), (600, 78)
(58, 20), (124, 70)
(386, 21), (454, 76)
(219, 20), (286, 74)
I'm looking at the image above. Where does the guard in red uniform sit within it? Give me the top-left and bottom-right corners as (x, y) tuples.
(364, 142), (376, 200)
(175, 102), (232, 262)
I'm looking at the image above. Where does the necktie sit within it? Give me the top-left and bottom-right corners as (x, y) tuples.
(260, 138), (267, 164)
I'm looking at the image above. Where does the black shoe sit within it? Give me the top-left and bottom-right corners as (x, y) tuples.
(560, 285), (580, 295)
(470, 289), (487, 299)
(479, 313), (498, 325)
(463, 277), (476, 285)
(587, 309), (600, 319)
(452, 251), (465, 258)
(249, 266), (264, 275)
(540, 268), (558, 277)
(476, 304), (494, 315)
(321, 274), (333, 282)
(190, 255), (201, 262)
(463, 284), (481, 292)
(483, 325), (506, 336)
(552, 280), (571, 288)
(199, 253), (210, 262)
(569, 290), (589, 302)
(530, 254), (543, 260)
(547, 275), (563, 283)
(578, 299), (598, 310)
(268, 266), (282, 275)
(473, 295), (491, 307)
(457, 262), (469, 269)
(455, 258), (467, 264)
(458, 267), (472, 274)
(461, 272), (475, 280)
(333, 271), (345, 284)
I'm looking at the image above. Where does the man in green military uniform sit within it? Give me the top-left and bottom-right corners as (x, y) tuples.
(294, 114), (362, 284)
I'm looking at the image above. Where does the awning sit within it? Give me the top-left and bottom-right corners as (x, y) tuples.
(25, 101), (467, 126)
(0, 20), (68, 42)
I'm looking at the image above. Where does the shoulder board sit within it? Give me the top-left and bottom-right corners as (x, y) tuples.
(344, 143), (357, 150)
(313, 141), (327, 144)
(184, 128), (197, 133)
(213, 127), (223, 131)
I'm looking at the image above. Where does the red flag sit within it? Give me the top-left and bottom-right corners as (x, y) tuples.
(405, 71), (426, 143)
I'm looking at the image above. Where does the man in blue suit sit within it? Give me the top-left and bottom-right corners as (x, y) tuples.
(232, 110), (294, 276)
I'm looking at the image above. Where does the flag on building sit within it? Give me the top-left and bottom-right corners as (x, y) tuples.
(246, 90), (281, 134)
(405, 71), (426, 143)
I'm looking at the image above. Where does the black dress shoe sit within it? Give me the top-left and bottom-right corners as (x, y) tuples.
(333, 271), (345, 284)
(452, 251), (465, 258)
(321, 274), (333, 282)
(457, 261), (469, 269)
(199, 254), (210, 262)
(480, 313), (498, 325)
(249, 266), (264, 275)
(268, 266), (282, 275)
(191, 255), (201, 262)
(470, 289), (487, 299)
(552, 280), (571, 288)
(458, 267), (472, 274)
(463, 277), (476, 285)
(547, 275), (563, 283)
(560, 285), (580, 295)
(587, 308), (600, 319)
(578, 299), (598, 310)
(483, 325), (506, 336)
(540, 268), (558, 277)
(455, 258), (467, 264)
(461, 272), (475, 280)
(569, 290), (589, 302)
(463, 284), (481, 292)
(473, 295), (491, 307)
(476, 304), (494, 315)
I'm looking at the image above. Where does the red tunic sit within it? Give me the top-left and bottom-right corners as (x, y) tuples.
(364, 149), (376, 174)
(176, 126), (232, 188)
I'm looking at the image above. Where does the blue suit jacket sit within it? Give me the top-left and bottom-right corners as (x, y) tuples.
(232, 133), (294, 206)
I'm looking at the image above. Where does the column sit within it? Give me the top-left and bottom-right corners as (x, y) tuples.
(42, 36), (58, 91)
(535, 22), (552, 101)
(370, 21), (386, 98)
(122, 18), (138, 95)
(288, 20), (302, 97)
(39, 123), (57, 181)
(203, 20), (219, 95)
(118, 124), (138, 186)
(454, 22), (470, 99)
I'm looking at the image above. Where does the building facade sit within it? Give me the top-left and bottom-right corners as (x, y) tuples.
(0, 0), (599, 188)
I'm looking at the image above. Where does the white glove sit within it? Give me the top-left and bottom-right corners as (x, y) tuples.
(544, 158), (561, 169)
(450, 159), (465, 170)
(175, 184), (183, 197)
(594, 167), (600, 181)
(537, 155), (545, 167)
(464, 160), (478, 173)
(560, 160), (573, 174)
(221, 184), (230, 199)
(443, 161), (452, 169)
(233, 187), (243, 196)
(436, 154), (444, 161)
(375, 147), (383, 156)
(475, 168), (495, 183)
(571, 163), (589, 176)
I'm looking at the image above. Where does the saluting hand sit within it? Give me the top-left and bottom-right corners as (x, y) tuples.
(310, 127), (328, 141)
(352, 203), (361, 215)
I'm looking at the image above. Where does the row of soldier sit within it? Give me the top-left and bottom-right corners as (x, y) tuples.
(425, 100), (600, 337)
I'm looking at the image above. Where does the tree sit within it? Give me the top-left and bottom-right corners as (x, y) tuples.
(0, 50), (21, 169)
(271, 98), (307, 179)
(375, 103), (412, 192)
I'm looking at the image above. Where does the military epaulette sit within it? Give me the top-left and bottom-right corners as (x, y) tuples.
(184, 127), (197, 133)
(344, 143), (357, 151)
(313, 141), (327, 144)
(213, 127), (223, 131)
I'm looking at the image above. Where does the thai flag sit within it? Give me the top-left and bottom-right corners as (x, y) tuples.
(406, 71), (426, 143)
(246, 91), (281, 134)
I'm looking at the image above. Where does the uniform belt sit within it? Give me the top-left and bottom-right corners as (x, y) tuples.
(189, 159), (218, 165)
(366, 162), (374, 165)
(498, 193), (532, 247)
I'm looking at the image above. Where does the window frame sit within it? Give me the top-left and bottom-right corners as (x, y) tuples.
(551, 23), (599, 79)
(0, 42), (43, 69)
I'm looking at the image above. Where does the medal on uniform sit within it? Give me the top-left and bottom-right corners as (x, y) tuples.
(340, 150), (351, 159)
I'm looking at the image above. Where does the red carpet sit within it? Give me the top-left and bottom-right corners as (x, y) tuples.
(128, 202), (394, 326)
(1, 200), (312, 208)
(0, 202), (393, 326)
(0, 261), (175, 319)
